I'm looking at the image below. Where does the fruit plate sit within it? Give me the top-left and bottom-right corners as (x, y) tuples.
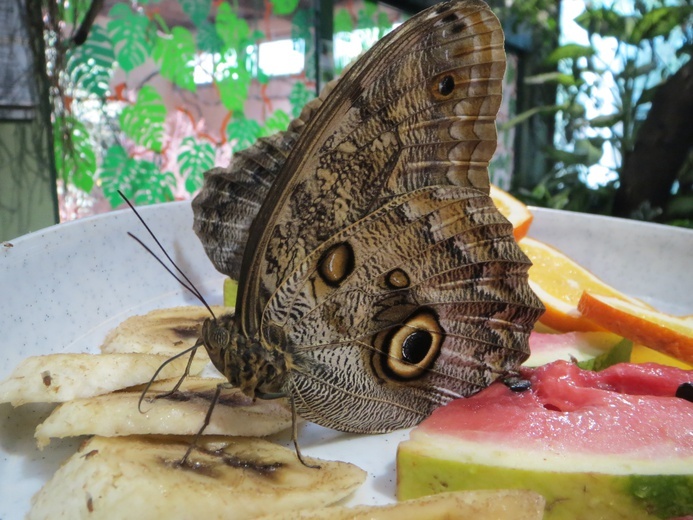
(1, 202), (692, 518)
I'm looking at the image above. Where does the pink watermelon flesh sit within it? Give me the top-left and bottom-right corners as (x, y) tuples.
(417, 361), (693, 458)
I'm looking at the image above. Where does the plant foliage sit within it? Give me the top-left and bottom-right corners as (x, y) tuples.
(44, 0), (406, 212)
(508, 0), (693, 226)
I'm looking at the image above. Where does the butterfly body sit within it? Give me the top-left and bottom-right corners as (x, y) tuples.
(192, 0), (544, 434)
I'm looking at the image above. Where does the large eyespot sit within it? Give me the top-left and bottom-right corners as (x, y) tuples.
(376, 308), (444, 380)
(318, 242), (354, 287)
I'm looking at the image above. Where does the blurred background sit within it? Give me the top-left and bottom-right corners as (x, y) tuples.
(1, 0), (691, 242)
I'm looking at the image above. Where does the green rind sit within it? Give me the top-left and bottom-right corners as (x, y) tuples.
(397, 442), (693, 520)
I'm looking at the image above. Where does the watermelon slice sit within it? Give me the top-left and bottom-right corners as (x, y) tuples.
(524, 331), (625, 367)
(397, 361), (693, 519)
(527, 331), (693, 370)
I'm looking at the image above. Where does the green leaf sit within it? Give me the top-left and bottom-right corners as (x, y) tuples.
(334, 8), (353, 33)
(216, 66), (251, 112)
(54, 117), (96, 193)
(575, 7), (633, 40)
(59, 0), (91, 26)
(180, 0), (211, 26)
(152, 27), (197, 92)
(376, 11), (392, 37)
(525, 71), (582, 87)
(357, 0), (378, 29)
(178, 137), (216, 193)
(545, 43), (595, 65)
(67, 25), (114, 97)
(226, 115), (262, 153)
(132, 164), (175, 205)
(589, 112), (622, 128)
(630, 6), (692, 45)
(270, 0), (300, 16)
(215, 3), (250, 51)
(498, 103), (567, 131)
(99, 146), (174, 206)
(289, 81), (315, 118)
(107, 3), (153, 72)
(574, 138), (604, 166)
(666, 194), (693, 218)
(292, 9), (315, 81)
(260, 109), (291, 137)
(577, 339), (632, 371)
(197, 20), (224, 54)
(119, 85), (167, 152)
(100, 145), (132, 207)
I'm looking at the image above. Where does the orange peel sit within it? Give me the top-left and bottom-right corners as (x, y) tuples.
(518, 237), (649, 332)
(578, 292), (693, 365)
(489, 185), (533, 241)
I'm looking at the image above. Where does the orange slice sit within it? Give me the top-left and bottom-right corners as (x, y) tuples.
(518, 237), (649, 332)
(490, 185), (533, 240)
(578, 292), (693, 365)
(631, 344), (692, 370)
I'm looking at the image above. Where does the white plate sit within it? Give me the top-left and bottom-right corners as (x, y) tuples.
(1, 203), (692, 518)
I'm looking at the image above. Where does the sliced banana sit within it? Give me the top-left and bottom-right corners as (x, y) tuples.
(35, 377), (292, 448)
(29, 435), (367, 520)
(258, 490), (546, 519)
(100, 305), (229, 360)
(0, 353), (206, 406)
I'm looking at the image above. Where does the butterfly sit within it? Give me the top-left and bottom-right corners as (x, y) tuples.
(190, 0), (544, 437)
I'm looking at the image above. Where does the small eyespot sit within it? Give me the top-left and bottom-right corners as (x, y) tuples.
(441, 13), (458, 24)
(438, 75), (455, 96)
(451, 21), (466, 34)
(385, 268), (410, 289)
(318, 242), (354, 287)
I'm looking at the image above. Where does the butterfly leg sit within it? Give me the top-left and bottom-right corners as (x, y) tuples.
(138, 341), (202, 412)
(178, 381), (233, 466)
(289, 394), (320, 470)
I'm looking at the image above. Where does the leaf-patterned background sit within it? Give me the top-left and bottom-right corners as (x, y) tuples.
(55, 0), (517, 220)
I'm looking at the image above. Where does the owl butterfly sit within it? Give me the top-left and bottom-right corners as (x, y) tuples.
(192, 0), (544, 436)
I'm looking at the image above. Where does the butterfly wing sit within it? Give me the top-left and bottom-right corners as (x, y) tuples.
(195, 0), (544, 432)
(265, 186), (542, 431)
(238, 0), (510, 337)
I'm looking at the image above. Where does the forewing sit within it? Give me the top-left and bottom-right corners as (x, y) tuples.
(239, 0), (507, 335)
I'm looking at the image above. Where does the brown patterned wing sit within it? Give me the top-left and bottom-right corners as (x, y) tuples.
(263, 186), (543, 432)
(238, 0), (508, 337)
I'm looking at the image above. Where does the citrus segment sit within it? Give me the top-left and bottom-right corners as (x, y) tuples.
(518, 237), (648, 332)
(631, 344), (692, 370)
(489, 185), (533, 240)
(578, 292), (693, 365)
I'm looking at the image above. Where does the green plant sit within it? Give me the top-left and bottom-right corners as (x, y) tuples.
(44, 0), (401, 216)
(505, 0), (693, 226)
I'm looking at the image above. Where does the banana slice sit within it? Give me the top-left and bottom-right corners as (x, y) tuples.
(28, 435), (367, 520)
(35, 377), (292, 447)
(0, 353), (206, 406)
(100, 306), (229, 360)
(258, 490), (546, 519)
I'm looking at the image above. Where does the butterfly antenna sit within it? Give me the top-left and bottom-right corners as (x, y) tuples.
(119, 191), (216, 321)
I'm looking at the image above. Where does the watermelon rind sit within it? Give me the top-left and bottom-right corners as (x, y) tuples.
(397, 438), (693, 520)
